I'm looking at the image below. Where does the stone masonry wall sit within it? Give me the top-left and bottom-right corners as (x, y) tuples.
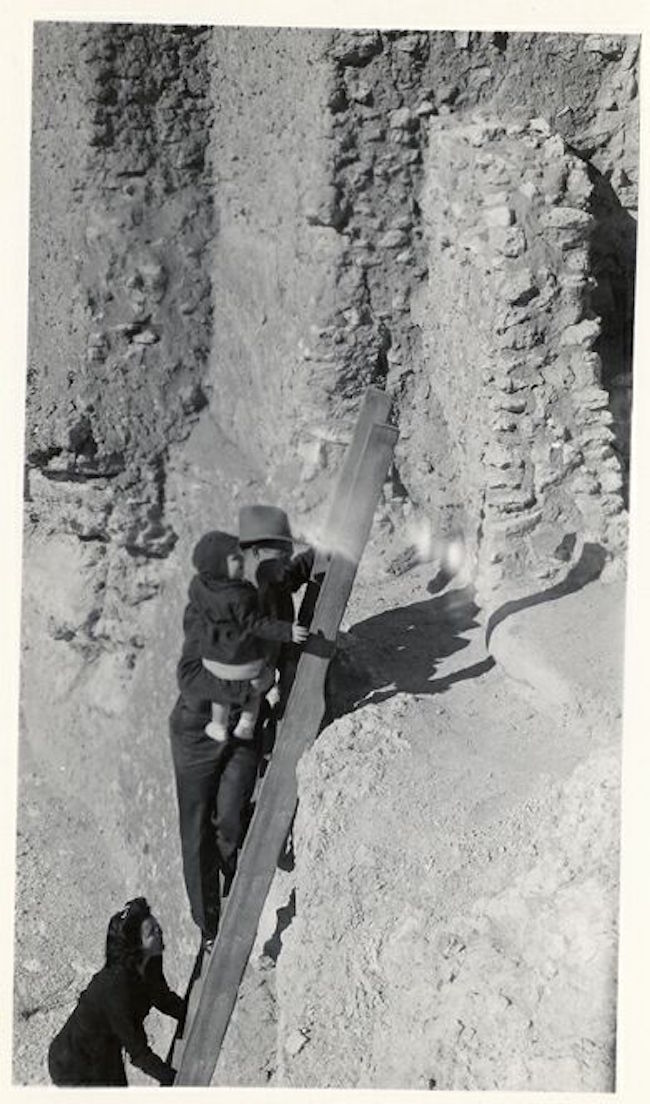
(415, 116), (627, 601)
(27, 22), (215, 656)
(27, 23), (92, 445)
(28, 23), (214, 468)
(241, 28), (635, 578)
(204, 26), (341, 492)
(26, 27), (640, 590)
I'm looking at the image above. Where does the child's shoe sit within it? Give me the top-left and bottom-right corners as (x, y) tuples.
(266, 683), (281, 709)
(205, 720), (228, 742)
(233, 715), (255, 740)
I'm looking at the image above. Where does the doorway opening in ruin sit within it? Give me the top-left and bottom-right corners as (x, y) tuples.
(587, 164), (637, 509)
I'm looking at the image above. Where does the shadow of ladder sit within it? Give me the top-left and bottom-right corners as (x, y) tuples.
(172, 388), (397, 1085)
(168, 946), (207, 1069)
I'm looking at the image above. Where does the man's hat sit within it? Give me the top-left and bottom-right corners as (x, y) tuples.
(238, 505), (293, 548)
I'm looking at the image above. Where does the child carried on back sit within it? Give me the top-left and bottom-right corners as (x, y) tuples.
(177, 530), (307, 741)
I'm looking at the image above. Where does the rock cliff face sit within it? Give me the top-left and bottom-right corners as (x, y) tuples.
(278, 718), (620, 1091)
(17, 23), (636, 1089)
(269, 567), (624, 1092)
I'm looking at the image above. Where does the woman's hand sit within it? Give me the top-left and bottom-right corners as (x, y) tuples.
(159, 1064), (177, 1086)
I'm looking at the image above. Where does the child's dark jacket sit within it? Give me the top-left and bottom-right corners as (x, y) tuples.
(185, 574), (292, 662)
(177, 530), (293, 703)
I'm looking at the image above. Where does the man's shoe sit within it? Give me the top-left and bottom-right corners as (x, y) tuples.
(201, 934), (215, 955)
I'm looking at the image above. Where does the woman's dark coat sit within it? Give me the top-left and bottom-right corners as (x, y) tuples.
(48, 957), (182, 1086)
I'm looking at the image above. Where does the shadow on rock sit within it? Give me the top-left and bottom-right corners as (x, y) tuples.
(327, 583), (495, 718)
(485, 541), (607, 648)
(262, 889), (296, 962)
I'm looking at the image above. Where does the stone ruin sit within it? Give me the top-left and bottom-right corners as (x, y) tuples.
(16, 22), (639, 1090)
(415, 116), (627, 598)
(27, 25), (638, 612)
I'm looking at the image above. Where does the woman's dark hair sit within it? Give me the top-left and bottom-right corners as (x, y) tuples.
(105, 897), (151, 971)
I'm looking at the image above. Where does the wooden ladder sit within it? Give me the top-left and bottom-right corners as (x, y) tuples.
(172, 388), (397, 1085)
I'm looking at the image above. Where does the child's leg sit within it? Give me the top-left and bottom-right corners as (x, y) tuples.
(250, 666), (275, 695)
(205, 701), (229, 742)
(266, 672), (281, 709)
(233, 689), (263, 740)
(233, 664), (277, 736)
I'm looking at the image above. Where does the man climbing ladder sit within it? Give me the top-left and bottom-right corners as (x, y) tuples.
(169, 509), (314, 952)
(173, 391), (397, 1085)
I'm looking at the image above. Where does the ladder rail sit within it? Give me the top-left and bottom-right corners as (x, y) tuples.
(298, 385), (392, 625)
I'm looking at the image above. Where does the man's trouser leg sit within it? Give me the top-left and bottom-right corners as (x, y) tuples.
(170, 726), (225, 940)
(213, 738), (260, 888)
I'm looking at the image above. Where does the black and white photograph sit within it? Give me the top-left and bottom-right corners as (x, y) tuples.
(2, 1), (649, 1096)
